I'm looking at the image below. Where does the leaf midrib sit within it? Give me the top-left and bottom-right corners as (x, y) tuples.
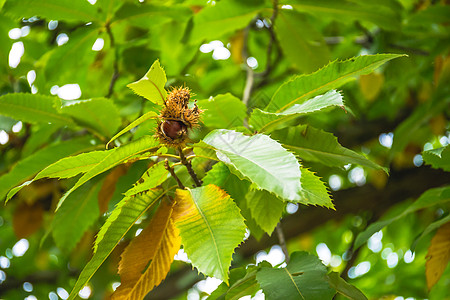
(257, 101), (341, 133)
(284, 269), (305, 300)
(78, 141), (159, 188)
(274, 59), (391, 112)
(189, 189), (225, 277)
(69, 191), (164, 300)
(285, 143), (362, 163)
(38, 159), (102, 180)
(130, 207), (173, 296)
(0, 101), (73, 124)
(221, 149), (287, 189)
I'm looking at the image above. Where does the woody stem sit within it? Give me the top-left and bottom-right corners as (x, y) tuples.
(178, 147), (202, 187)
(164, 160), (185, 189)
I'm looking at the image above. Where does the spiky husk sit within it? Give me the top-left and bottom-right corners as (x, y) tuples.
(156, 87), (203, 148)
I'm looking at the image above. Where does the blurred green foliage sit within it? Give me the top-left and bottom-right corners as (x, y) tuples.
(0, 0), (449, 299)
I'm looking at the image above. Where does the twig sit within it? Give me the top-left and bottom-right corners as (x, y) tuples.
(105, 22), (119, 98)
(242, 0), (279, 111)
(164, 159), (185, 189)
(276, 222), (290, 263)
(388, 44), (429, 56)
(178, 147), (202, 187)
(341, 244), (361, 281)
(341, 215), (375, 280)
(258, 0), (279, 79)
(242, 24), (255, 110)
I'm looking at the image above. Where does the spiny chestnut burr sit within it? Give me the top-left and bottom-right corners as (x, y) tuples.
(155, 86), (202, 147)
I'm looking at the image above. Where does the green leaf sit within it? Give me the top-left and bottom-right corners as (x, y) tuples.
(326, 272), (368, 300)
(193, 141), (219, 161)
(124, 161), (169, 197)
(280, 0), (400, 31)
(0, 115), (16, 131)
(106, 111), (158, 148)
(423, 145), (450, 172)
(256, 251), (335, 300)
(354, 186), (450, 249)
(3, 0), (100, 22)
(112, 2), (192, 28)
(412, 213), (450, 252)
(67, 189), (164, 300)
(298, 168), (333, 208)
(58, 136), (160, 210)
(60, 98), (121, 138)
(203, 129), (302, 201)
(0, 93), (74, 126)
(265, 54), (405, 113)
(197, 93), (247, 129)
(275, 9), (330, 73)
(22, 125), (60, 157)
(0, 136), (96, 201)
(96, 0), (121, 22)
(250, 90), (343, 133)
(174, 185), (246, 283)
(35, 151), (111, 180)
(272, 125), (386, 171)
(159, 20), (198, 76)
(127, 60), (167, 105)
(41, 26), (99, 83)
(246, 189), (284, 235)
(6, 150), (109, 202)
(190, 0), (267, 43)
(51, 177), (102, 252)
(406, 4), (450, 27)
(209, 265), (261, 300)
(202, 162), (264, 239)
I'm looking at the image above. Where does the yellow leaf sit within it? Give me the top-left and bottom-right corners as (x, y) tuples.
(359, 73), (384, 102)
(173, 185), (246, 283)
(111, 201), (181, 299)
(425, 221), (450, 290)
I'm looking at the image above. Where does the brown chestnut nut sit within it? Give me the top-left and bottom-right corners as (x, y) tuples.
(160, 120), (187, 140)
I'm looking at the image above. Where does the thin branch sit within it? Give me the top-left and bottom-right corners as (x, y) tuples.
(276, 222), (290, 263)
(242, 0), (279, 111)
(388, 43), (429, 56)
(242, 23), (255, 110)
(164, 159), (185, 189)
(258, 0), (279, 79)
(178, 147), (202, 187)
(341, 243), (362, 281)
(105, 22), (119, 98)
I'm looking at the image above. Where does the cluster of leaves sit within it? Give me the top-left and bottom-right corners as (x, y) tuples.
(3, 55), (398, 299)
(0, 0), (449, 299)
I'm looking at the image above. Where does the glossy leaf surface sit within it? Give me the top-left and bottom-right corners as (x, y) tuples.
(174, 185), (246, 283)
(203, 129), (302, 201)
